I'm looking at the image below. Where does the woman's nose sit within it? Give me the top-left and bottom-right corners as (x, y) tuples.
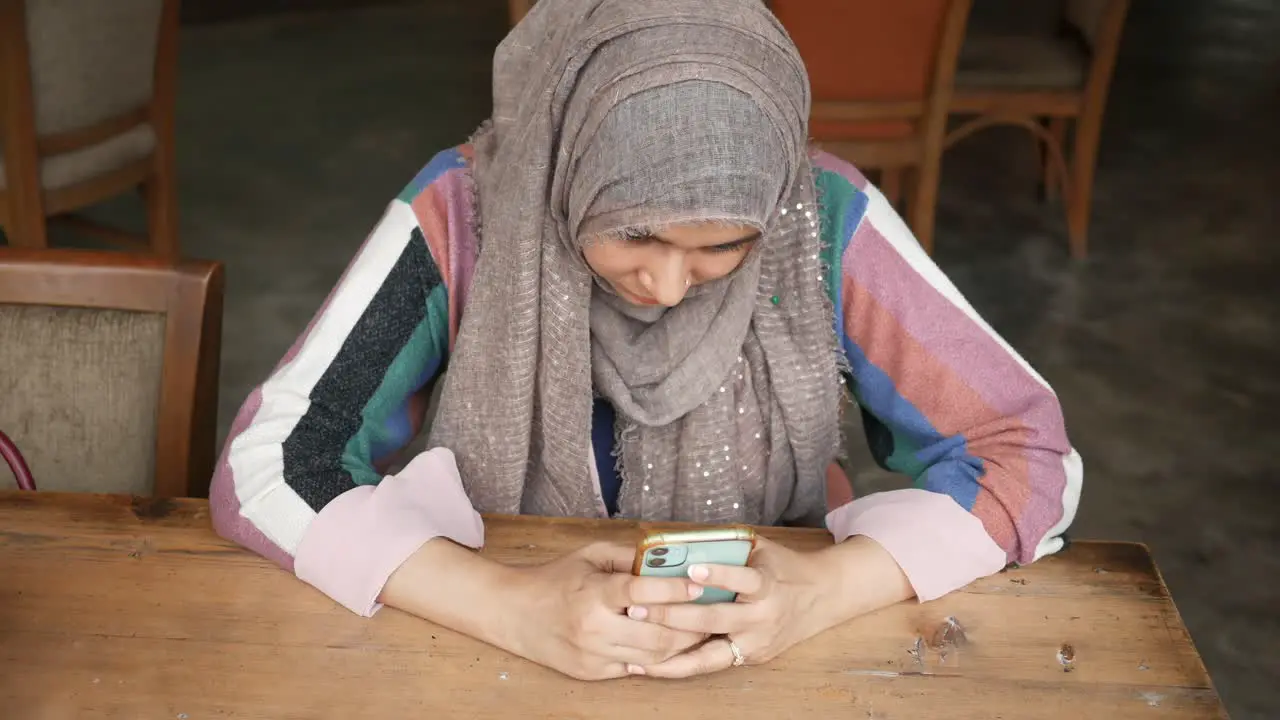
(639, 252), (690, 306)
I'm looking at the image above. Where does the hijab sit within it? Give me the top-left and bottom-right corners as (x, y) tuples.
(427, 0), (844, 525)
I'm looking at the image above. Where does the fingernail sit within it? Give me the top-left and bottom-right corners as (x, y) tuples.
(688, 564), (710, 581)
(627, 605), (648, 620)
(627, 664), (646, 675)
(688, 584), (704, 599)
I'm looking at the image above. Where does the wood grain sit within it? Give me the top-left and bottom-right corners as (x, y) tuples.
(0, 492), (1227, 719)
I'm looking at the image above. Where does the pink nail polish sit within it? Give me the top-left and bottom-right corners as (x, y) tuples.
(628, 605), (648, 620)
(627, 664), (645, 675)
(688, 584), (704, 599)
(688, 564), (710, 581)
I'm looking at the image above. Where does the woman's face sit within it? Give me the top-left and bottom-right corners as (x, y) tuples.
(583, 222), (759, 307)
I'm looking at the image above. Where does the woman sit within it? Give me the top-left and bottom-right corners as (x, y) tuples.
(211, 0), (1081, 681)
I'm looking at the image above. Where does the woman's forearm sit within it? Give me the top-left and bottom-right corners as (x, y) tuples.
(379, 537), (521, 648)
(814, 535), (916, 626)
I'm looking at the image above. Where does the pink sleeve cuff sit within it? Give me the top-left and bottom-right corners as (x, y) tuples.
(294, 448), (484, 617)
(825, 488), (1007, 602)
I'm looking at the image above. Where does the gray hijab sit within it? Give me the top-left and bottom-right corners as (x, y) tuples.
(427, 0), (844, 526)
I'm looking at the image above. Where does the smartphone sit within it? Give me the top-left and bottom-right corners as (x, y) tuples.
(632, 526), (757, 604)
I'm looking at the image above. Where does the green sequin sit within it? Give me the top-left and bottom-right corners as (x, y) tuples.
(770, 295), (780, 305)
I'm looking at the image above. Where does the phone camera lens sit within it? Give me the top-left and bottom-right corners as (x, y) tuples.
(651, 547), (669, 557)
(647, 556), (667, 568)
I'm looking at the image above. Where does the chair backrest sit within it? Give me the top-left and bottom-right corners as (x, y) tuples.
(0, 248), (223, 498)
(10, 0), (171, 137)
(773, 0), (951, 103)
(771, 0), (972, 141)
(0, 0), (178, 211)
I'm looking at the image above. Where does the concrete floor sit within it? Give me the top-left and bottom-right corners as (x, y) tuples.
(19, 0), (1279, 716)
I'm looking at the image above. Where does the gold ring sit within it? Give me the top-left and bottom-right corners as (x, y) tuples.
(727, 638), (746, 667)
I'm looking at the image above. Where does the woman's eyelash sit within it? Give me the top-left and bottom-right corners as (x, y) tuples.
(617, 228), (753, 252)
(706, 241), (746, 253)
(707, 236), (758, 253)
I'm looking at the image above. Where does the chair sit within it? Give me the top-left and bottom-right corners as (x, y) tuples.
(770, 0), (973, 254)
(508, 0), (533, 27)
(0, 248), (223, 497)
(947, 0), (1131, 258)
(0, 0), (181, 256)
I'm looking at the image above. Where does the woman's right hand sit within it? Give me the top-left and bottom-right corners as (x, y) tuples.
(500, 542), (709, 680)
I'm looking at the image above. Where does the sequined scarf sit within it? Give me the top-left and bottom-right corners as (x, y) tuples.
(427, 0), (844, 526)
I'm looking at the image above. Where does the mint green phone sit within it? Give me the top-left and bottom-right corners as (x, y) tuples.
(631, 526), (757, 604)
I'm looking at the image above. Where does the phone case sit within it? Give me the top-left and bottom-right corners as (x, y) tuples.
(632, 526), (757, 604)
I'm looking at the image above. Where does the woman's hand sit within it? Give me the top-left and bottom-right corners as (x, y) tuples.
(500, 542), (711, 681)
(626, 535), (915, 678)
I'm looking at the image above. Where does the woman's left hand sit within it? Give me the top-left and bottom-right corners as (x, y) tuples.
(623, 536), (850, 678)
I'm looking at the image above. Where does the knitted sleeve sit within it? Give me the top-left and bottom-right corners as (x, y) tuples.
(209, 148), (485, 616)
(814, 152), (1082, 601)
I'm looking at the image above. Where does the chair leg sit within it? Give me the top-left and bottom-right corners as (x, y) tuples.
(144, 167), (179, 258)
(879, 167), (904, 210)
(907, 160), (941, 255)
(901, 166), (919, 211)
(2, 214), (48, 249)
(1041, 117), (1070, 201)
(0, 0), (48, 250)
(2, 181), (49, 249)
(1065, 109), (1105, 260)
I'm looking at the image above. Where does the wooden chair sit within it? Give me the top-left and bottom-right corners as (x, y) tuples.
(508, 0), (533, 27)
(947, 0), (1131, 258)
(0, 248), (223, 498)
(0, 0), (181, 256)
(770, 0), (973, 254)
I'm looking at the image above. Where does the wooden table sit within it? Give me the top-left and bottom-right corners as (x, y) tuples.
(0, 492), (1227, 719)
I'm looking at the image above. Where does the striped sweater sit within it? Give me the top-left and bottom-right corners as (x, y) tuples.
(209, 145), (1082, 617)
